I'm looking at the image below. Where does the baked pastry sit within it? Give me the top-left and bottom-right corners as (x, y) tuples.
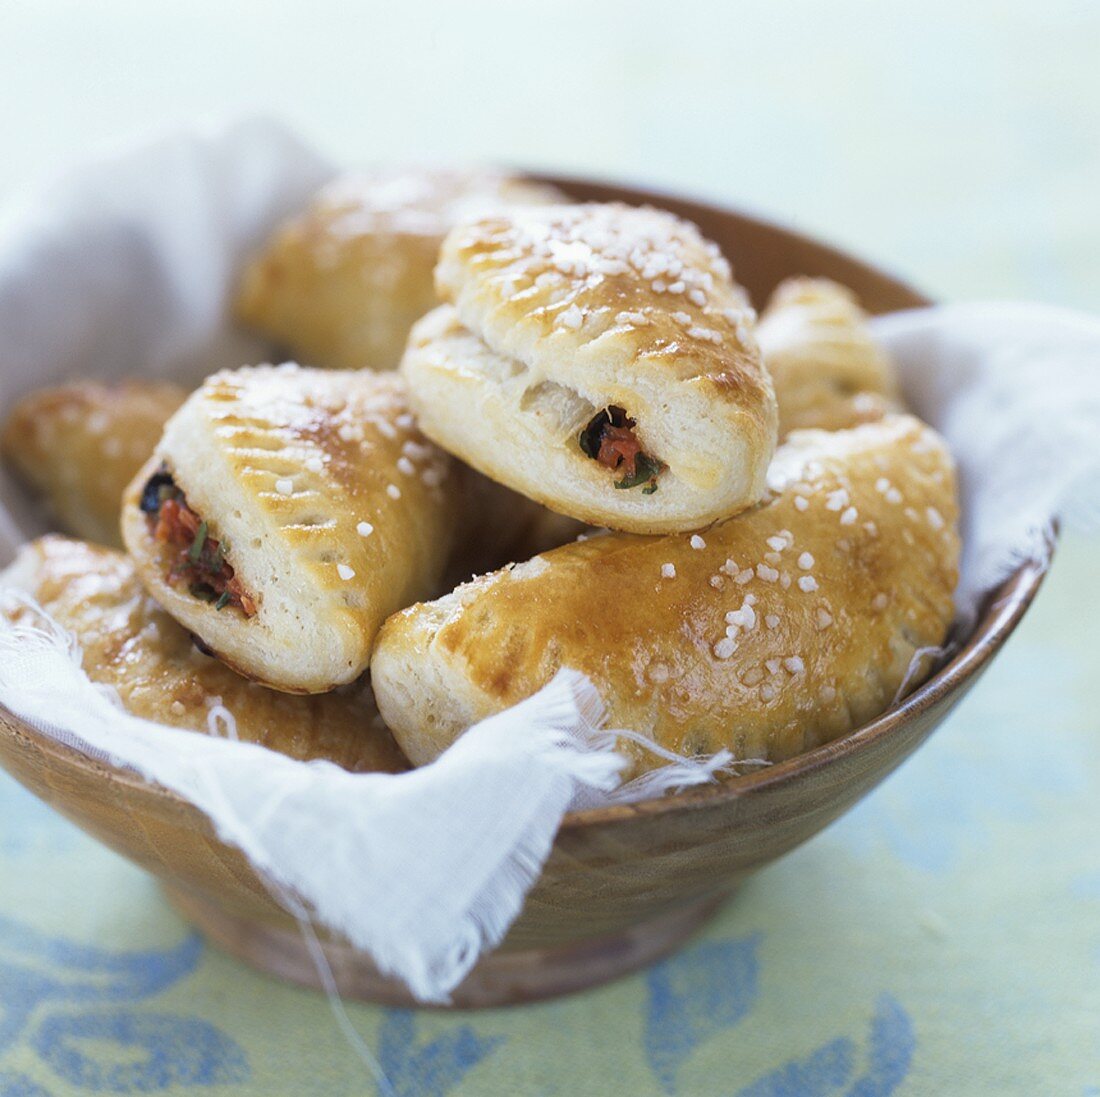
(756, 277), (901, 436)
(120, 364), (456, 694)
(401, 203), (778, 534)
(0, 537), (407, 771)
(235, 168), (565, 372)
(0, 380), (187, 548)
(371, 415), (959, 775)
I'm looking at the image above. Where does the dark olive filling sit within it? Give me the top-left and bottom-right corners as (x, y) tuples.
(578, 407), (662, 493)
(141, 464), (256, 616)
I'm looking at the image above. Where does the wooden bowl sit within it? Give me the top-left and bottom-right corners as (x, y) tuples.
(0, 179), (1052, 1008)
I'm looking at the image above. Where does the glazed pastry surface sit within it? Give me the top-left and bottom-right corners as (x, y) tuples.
(757, 277), (901, 437)
(121, 365), (456, 693)
(402, 202), (778, 534)
(235, 168), (565, 372)
(372, 415), (959, 776)
(1, 380), (187, 548)
(1, 537), (407, 772)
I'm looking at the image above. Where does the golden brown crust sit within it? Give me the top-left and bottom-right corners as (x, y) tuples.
(120, 365), (457, 694)
(435, 202), (765, 389)
(234, 168), (565, 372)
(0, 381), (187, 548)
(372, 415), (959, 775)
(1, 537), (407, 772)
(757, 277), (902, 436)
(404, 203), (778, 534)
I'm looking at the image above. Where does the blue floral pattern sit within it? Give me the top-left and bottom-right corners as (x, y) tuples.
(645, 933), (761, 1092)
(376, 1010), (503, 1096)
(643, 938), (915, 1097)
(0, 915), (248, 1094)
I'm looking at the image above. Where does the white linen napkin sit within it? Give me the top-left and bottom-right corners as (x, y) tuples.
(0, 119), (1097, 1002)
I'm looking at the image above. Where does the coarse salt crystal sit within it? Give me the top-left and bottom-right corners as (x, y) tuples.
(794, 496), (809, 511)
(661, 563), (676, 579)
(690, 534), (706, 550)
(926, 507), (945, 530)
(798, 552), (814, 569)
(726, 605), (756, 629)
(886, 487), (903, 504)
(765, 614), (780, 629)
(337, 564), (356, 581)
(397, 456), (415, 475)
(840, 506), (858, 525)
(357, 521), (374, 537)
(386, 484), (401, 500)
(816, 608), (833, 629)
(872, 592), (888, 609)
(784, 656), (805, 674)
(736, 568), (754, 584)
(766, 536), (786, 552)
(798, 575), (818, 592)
(687, 325), (722, 344)
(559, 304), (584, 329)
(275, 478), (293, 495)
(756, 564), (779, 582)
(825, 489), (848, 511)
(713, 637), (737, 659)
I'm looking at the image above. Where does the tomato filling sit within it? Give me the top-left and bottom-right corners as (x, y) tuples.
(140, 466), (256, 616)
(578, 407), (662, 492)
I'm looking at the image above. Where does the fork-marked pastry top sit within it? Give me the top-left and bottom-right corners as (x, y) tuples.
(401, 203), (778, 534)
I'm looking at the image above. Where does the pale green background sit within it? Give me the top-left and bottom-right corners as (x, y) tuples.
(0, 2), (1097, 1094)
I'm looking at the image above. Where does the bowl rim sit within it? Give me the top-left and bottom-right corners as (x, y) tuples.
(0, 541), (1050, 833)
(531, 174), (1053, 830)
(559, 543), (1051, 830)
(535, 170), (933, 317)
(0, 178), (1054, 839)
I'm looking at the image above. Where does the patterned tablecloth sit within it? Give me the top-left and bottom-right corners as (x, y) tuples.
(0, 534), (1095, 1095)
(1, 2), (1098, 1093)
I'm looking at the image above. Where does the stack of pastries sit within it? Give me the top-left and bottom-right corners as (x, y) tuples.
(0, 167), (960, 783)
